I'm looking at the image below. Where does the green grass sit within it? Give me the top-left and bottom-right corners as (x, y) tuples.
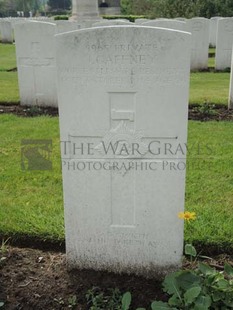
(189, 72), (230, 105)
(0, 43), (16, 71)
(208, 57), (215, 68)
(0, 115), (232, 250)
(209, 47), (215, 54)
(186, 121), (233, 248)
(0, 71), (19, 103)
(0, 114), (64, 241)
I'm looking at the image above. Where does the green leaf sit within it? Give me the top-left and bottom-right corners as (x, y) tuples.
(163, 271), (182, 295)
(212, 291), (222, 302)
(176, 271), (201, 290)
(121, 292), (131, 310)
(151, 301), (172, 309)
(216, 279), (229, 289)
(198, 262), (216, 275)
(168, 294), (182, 307)
(194, 295), (212, 310)
(184, 286), (201, 305)
(136, 308), (146, 310)
(185, 244), (197, 257)
(224, 263), (233, 277)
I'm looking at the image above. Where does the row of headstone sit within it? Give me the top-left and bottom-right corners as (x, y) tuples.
(11, 17), (233, 107)
(2, 16), (233, 70)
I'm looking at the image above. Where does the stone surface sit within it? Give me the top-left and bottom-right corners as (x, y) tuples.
(14, 21), (57, 107)
(186, 17), (210, 70)
(56, 26), (191, 277)
(134, 18), (149, 25)
(215, 18), (233, 70)
(0, 20), (13, 43)
(92, 20), (131, 27)
(209, 16), (222, 47)
(54, 20), (81, 33)
(142, 19), (187, 31)
(71, 0), (100, 21)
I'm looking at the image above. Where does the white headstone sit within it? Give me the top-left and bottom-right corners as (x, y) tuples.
(135, 18), (149, 25)
(56, 26), (191, 278)
(228, 45), (233, 109)
(209, 16), (221, 47)
(215, 18), (233, 70)
(54, 20), (81, 33)
(175, 18), (187, 22)
(0, 20), (13, 43)
(186, 17), (210, 70)
(92, 20), (132, 27)
(71, 0), (100, 21)
(142, 19), (187, 31)
(14, 22), (57, 107)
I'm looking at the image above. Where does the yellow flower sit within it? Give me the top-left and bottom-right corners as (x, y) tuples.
(178, 211), (196, 221)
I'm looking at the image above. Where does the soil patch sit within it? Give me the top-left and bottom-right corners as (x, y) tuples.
(0, 246), (232, 309)
(0, 104), (233, 121)
(0, 246), (165, 310)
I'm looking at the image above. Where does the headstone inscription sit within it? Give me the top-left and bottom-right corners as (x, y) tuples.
(56, 26), (191, 277)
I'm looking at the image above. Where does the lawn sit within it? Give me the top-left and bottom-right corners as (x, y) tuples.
(0, 43), (231, 106)
(0, 71), (20, 103)
(0, 114), (232, 251)
(189, 72), (230, 105)
(0, 43), (17, 71)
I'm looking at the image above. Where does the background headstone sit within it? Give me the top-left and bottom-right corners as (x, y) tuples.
(0, 20), (13, 43)
(54, 20), (81, 33)
(142, 19), (187, 31)
(215, 18), (233, 70)
(134, 18), (149, 25)
(209, 16), (221, 47)
(14, 21), (57, 107)
(92, 20), (132, 27)
(187, 17), (210, 70)
(56, 26), (191, 277)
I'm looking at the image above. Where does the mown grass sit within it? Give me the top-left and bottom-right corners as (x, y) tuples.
(0, 114), (64, 241)
(186, 121), (233, 249)
(208, 57), (215, 68)
(0, 71), (20, 103)
(0, 43), (17, 71)
(0, 115), (232, 250)
(189, 72), (230, 105)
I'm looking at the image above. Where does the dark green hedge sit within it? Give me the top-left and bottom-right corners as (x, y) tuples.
(54, 15), (69, 20)
(102, 15), (147, 22)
